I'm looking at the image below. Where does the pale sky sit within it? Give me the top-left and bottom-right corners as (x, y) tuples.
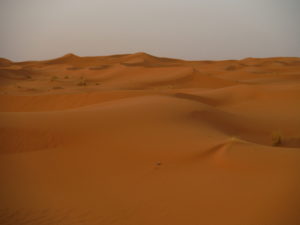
(1, 0), (299, 61)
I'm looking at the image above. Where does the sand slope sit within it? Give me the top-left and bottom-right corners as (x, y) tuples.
(1, 53), (300, 225)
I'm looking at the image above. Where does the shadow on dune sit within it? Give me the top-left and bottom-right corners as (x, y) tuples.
(188, 109), (300, 148)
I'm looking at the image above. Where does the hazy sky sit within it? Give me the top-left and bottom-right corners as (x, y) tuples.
(1, 0), (300, 61)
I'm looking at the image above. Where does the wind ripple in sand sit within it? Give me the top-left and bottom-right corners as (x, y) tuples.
(0, 208), (106, 225)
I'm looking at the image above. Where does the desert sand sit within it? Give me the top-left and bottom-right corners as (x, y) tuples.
(0, 52), (300, 225)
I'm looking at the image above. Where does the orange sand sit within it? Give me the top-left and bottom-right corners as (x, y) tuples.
(0, 53), (300, 225)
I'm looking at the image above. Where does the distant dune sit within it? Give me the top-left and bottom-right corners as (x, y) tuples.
(0, 53), (300, 225)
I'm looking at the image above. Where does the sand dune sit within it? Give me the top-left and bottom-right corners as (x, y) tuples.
(1, 53), (300, 225)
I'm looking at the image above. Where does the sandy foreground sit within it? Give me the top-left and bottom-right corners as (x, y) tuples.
(0, 53), (300, 225)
